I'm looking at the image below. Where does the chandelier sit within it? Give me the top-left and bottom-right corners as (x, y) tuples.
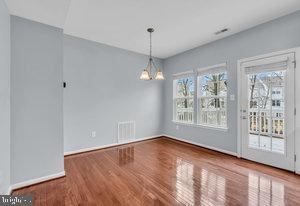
(140, 28), (164, 80)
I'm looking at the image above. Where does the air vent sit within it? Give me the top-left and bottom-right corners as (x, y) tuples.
(118, 121), (135, 143)
(215, 28), (229, 35)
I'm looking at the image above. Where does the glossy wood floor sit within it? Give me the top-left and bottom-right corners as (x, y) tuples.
(13, 137), (300, 205)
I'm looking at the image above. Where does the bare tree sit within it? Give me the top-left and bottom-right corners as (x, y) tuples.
(178, 79), (190, 108)
(204, 73), (227, 108)
(249, 75), (257, 108)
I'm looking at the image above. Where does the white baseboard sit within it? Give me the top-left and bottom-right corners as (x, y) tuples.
(163, 134), (238, 157)
(64, 135), (162, 156)
(5, 186), (12, 195)
(10, 171), (65, 191)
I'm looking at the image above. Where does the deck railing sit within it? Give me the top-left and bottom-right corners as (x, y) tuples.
(248, 109), (284, 138)
(176, 108), (193, 123)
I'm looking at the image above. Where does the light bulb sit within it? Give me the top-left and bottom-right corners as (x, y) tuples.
(140, 69), (151, 80)
(155, 69), (165, 80)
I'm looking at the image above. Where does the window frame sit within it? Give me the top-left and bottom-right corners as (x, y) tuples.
(172, 71), (195, 124)
(196, 63), (228, 129)
(171, 63), (229, 131)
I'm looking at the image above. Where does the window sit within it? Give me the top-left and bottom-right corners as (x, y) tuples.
(173, 73), (194, 123)
(197, 64), (228, 128)
(172, 63), (228, 130)
(272, 90), (281, 95)
(272, 88), (281, 94)
(272, 100), (281, 107)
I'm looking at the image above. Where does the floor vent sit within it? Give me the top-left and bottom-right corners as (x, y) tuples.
(118, 121), (135, 143)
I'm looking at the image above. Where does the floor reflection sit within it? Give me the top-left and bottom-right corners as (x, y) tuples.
(175, 159), (227, 205)
(175, 159), (195, 205)
(174, 161), (288, 205)
(176, 159), (226, 205)
(200, 169), (226, 205)
(248, 173), (284, 206)
(172, 155), (295, 206)
(117, 146), (134, 166)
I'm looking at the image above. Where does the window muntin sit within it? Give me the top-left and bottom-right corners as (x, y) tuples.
(173, 76), (194, 123)
(197, 72), (228, 127)
(247, 70), (286, 153)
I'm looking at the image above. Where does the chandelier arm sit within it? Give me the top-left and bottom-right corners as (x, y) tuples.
(151, 58), (159, 71)
(149, 30), (152, 60)
(149, 59), (152, 78)
(146, 58), (151, 70)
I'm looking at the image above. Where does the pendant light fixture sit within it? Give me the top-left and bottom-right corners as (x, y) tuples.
(140, 28), (164, 80)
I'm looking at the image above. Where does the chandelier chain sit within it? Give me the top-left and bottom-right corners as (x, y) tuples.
(140, 28), (164, 80)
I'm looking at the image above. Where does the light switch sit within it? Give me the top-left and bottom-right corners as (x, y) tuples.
(230, 94), (235, 101)
(91, 131), (96, 138)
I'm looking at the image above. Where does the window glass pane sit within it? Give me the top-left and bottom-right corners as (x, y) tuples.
(176, 98), (194, 109)
(199, 97), (226, 126)
(200, 97), (226, 109)
(198, 72), (227, 127)
(247, 70), (285, 154)
(175, 77), (194, 98)
(175, 98), (194, 123)
(200, 73), (227, 97)
(173, 76), (194, 123)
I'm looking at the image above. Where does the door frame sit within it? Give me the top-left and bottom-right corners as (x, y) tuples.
(237, 47), (300, 173)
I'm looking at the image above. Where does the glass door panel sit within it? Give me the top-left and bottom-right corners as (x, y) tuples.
(240, 52), (295, 171)
(247, 71), (285, 154)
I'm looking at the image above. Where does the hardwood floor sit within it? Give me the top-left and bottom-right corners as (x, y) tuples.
(12, 137), (300, 205)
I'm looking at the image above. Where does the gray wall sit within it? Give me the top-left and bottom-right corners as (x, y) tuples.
(63, 35), (163, 153)
(11, 16), (64, 184)
(163, 11), (300, 153)
(0, 0), (10, 194)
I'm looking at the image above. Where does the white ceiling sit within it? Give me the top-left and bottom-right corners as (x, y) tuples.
(5, 0), (71, 28)
(4, 0), (300, 58)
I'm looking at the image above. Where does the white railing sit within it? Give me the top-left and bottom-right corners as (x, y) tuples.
(248, 109), (284, 138)
(199, 109), (226, 126)
(176, 108), (193, 123)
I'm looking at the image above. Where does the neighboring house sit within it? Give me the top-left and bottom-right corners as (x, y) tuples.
(248, 72), (285, 138)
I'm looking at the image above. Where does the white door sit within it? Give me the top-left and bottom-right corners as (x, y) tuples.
(239, 52), (295, 171)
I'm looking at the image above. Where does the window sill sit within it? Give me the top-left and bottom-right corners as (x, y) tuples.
(172, 120), (195, 126)
(196, 123), (228, 131)
(172, 120), (228, 132)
